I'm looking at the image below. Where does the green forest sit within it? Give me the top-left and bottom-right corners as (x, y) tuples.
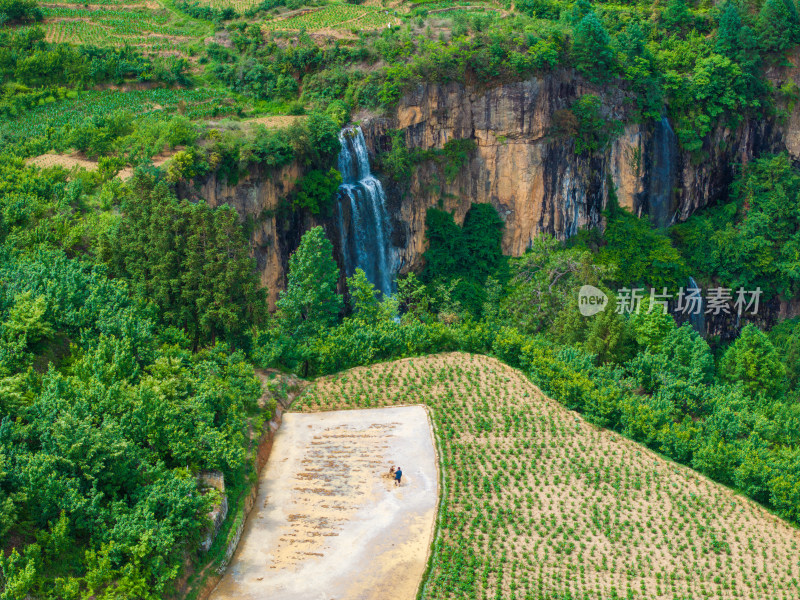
(2, 0), (800, 595)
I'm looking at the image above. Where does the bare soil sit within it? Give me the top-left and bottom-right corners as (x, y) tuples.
(244, 115), (305, 129)
(27, 151), (174, 180)
(209, 406), (438, 600)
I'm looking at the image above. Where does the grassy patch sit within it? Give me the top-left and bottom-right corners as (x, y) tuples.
(261, 3), (400, 31)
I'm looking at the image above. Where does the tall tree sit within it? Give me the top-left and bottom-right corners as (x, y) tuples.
(347, 268), (397, 325)
(503, 234), (608, 334)
(757, 0), (800, 54)
(572, 12), (615, 82)
(660, 0), (694, 35)
(276, 226), (342, 341)
(568, 0), (592, 24)
(462, 203), (505, 279)
(719, 324), (788, 401)
(716, 1), (742, 57)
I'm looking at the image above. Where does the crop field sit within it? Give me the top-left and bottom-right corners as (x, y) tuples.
(29, 0), (210, 53)
(407, 0), (497, 8)
(0, 89), (241, 150)
(193, 0), (262, 11)
(406, 0), (507, 14)
(299, 353), (800, 600)
(262, 3), (401, 31)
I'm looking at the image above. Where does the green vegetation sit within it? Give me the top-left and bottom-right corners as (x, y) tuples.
(303, 353), (800, 600)
(421, 203), (507, 317)
(0, 0), (41, 25)
(292, 167), (342, 214)
(0, 124), (270, 597)
(101, 172), (267, 348)
(2, 0), (800, 595)
(572, 12), (614, 82)
(0, 251), (265, 599)
(599, 197), (688, 292)
(673, 153), (800, 302)
(551, 94), (623, 154)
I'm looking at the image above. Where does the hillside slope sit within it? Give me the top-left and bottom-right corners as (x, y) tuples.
(299, 353), (800, 600)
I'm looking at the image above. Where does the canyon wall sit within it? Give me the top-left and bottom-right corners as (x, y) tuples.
(360, 71), (785, 275)
(178, 162), (329, 309)
(180, 66), (799, 304)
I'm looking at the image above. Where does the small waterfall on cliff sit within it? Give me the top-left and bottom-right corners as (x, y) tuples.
(336, 126), (394, 296)
(687, 276), (706, 336)
(648, 116), (678, 229)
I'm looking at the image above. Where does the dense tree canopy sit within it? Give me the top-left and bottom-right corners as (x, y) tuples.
(2, 0), (800, 593)
(102, 172), (266, 348)
(0, 251), (263, 599)
(673, 154), (800, 301)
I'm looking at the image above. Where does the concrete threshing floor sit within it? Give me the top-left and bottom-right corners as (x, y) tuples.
(209, 406), (439, 600)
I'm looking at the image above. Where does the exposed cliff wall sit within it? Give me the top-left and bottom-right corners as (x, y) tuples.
(178, 162), (329, 308)
(180, 69), (797, 302)
(361, 72), (785, 275)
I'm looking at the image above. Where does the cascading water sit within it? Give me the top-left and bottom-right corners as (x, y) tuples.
(335, 126), (394, 296)
(686, 276), (706, 336)
(648, 116), (678, 229)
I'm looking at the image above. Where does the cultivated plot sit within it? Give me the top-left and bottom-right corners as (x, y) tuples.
(300, 353), (800, 600)
(30, 0), (210, 53)
(261, 3), (401, 31)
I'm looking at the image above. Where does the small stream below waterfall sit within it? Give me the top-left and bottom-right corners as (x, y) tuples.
(336, 126), (395, 296)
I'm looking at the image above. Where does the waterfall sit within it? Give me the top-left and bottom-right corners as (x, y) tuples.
(687, 276), (706, 337)
(648, 116), (678, 229)
(335, 126), (394, 296)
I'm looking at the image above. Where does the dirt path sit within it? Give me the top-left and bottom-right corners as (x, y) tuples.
(209, 406), (438, 600)
(26, 151), (174, 180)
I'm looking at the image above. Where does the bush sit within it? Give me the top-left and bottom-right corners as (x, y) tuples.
(293, 168), (342, 215)
(568, 94), (621, 155)
(719, 324), (788, 401)
(176, 0), (237, 21)
(0, 0), (41, 25)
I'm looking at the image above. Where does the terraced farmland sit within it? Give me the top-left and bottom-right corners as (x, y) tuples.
(31, 0), (210, 52)
(191, 0), (262, 11)
(262, 3), (400, 31)
(0, 89), (241, 151)
(300, 353), (800, 600)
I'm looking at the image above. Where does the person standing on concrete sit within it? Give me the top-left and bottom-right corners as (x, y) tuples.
(394, 467), (402, 487)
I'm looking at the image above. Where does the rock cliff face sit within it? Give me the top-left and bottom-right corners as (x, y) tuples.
(360, 72), (785, 275)
(181, 68), (798, 304)
(178, 162), (329, 308)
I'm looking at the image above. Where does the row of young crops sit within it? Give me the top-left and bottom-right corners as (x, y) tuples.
(33, 1), (209, 51)
(199, 0), (262, 11)
(301, 353), (800, 600)
(0, 89), (241, 150)
(40, 0), (138, 5)
(262, 3), (400, 30)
